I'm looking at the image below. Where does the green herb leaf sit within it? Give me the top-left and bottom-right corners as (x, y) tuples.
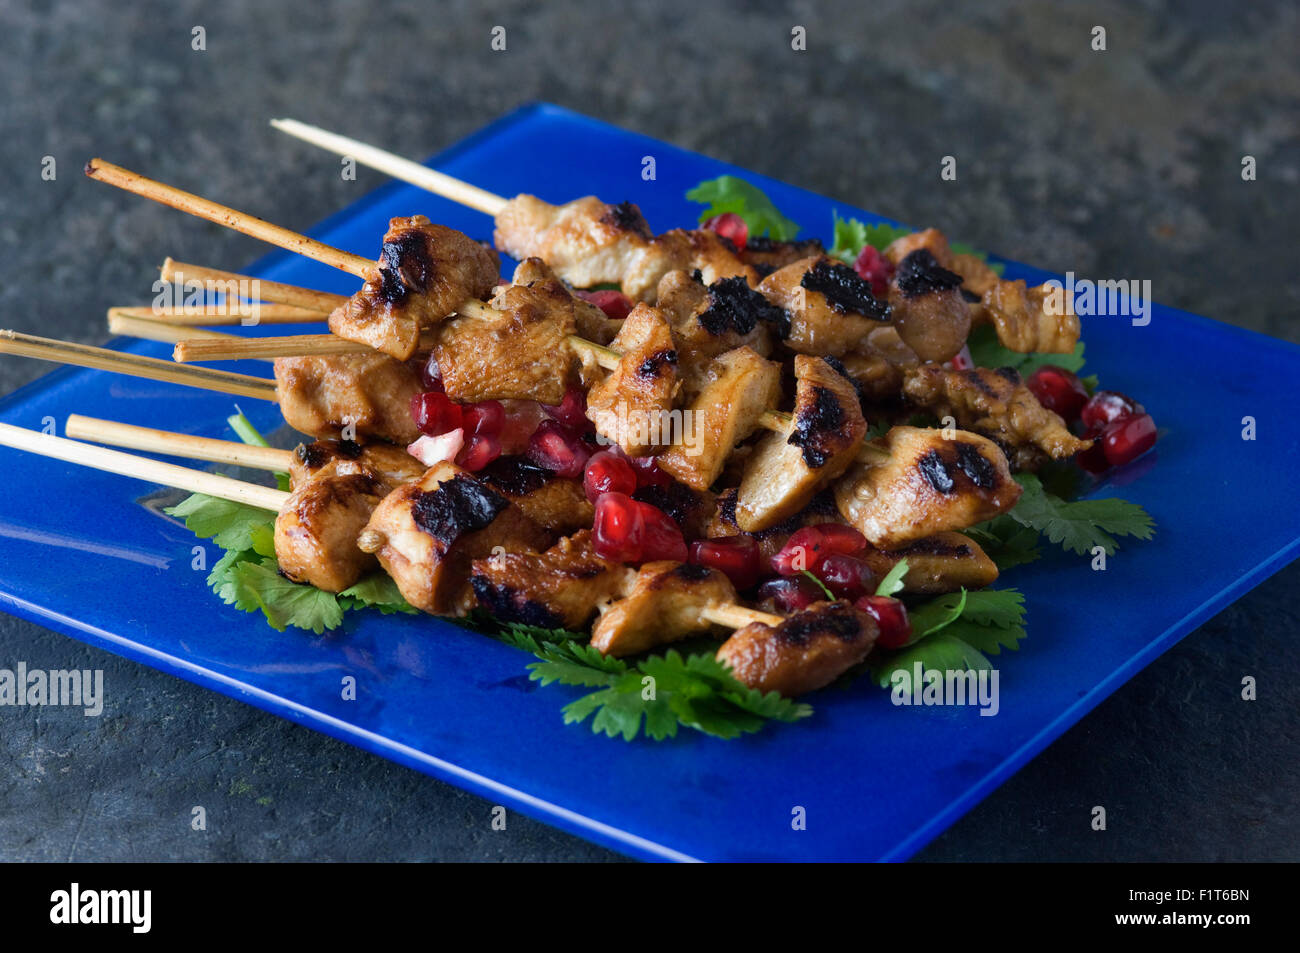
(801, 570), (834, 600)
(165, 493), (277, 554)
(228, 408), (290, 491)
(1008, 473), (1155, 556)
(964, 515), (1043, 570)
(872, 632), (994, 690)
(875, 558), (910, 597)
(338, 573), (418, 615)
(225, 558), (346, 633)
(906, 588), (968, 642)
(966, 324), (1086, 376)
(829, 213), (912, 262)
(685, 175), (800, 241)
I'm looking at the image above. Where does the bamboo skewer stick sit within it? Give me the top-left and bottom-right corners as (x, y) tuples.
(160, 258), (345, 314)
(699, 604), (784, 629)
(0, 422), (289, 511)
(107, 312), (272, 364)
(270, 119), (508, 217)
(0, 330), (279, 401)
(84, 159), (375, 279)
(110, 305), (326, 326)
(65, 415), (294, 472)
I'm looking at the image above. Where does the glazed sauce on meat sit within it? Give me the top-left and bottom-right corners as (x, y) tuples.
(776, 603), (862, 646)
(411, 476), (509, 544)
(800, 260), (889, 318)
(698, 275), (790, 337)
(599, 201), (654, 240)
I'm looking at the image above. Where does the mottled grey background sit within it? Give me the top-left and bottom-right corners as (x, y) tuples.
(0, 0), (1296, 861)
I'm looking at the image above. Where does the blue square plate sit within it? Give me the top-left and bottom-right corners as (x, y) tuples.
(2, 104), (1297, 862)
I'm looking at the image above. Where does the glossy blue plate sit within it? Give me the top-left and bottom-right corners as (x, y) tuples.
(2, 104), (1297, 862)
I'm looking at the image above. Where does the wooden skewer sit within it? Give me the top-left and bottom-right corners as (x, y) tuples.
(84, 159), (374, 279)
(108, 312), (272, 364)
(0, 422), (288, 511)
(65, 414), (294, 472)
(270, 118), (508, 217)
(699, 603), (783, 629)
(110, 304), (326, 326)
(0, 330), (279, 402)
(160, 258), (344, 314)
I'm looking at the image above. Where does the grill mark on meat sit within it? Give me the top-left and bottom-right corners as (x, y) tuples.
(891, 537), (973, 557)
(633, 482), (702, 529)
(411, 475), (509, 545)
(962, 368), (1000, 400)
(799, 260), (889, 318)
(469, 576), (564, 628)
(918, 450), (956, 494)
(822, 355), (865, 401)
(599, 201), (654, 241)
(993, 366), (1021, 385)
(956, 442), (998, 490)
(961, 288), (981, 303)
(478, 456), (556, 496)
(671, 563), (713, 582)
(896, 249), (963, 298)
(295, 472), (380, 519)
(787, 385), (844, 468)
(776, 603), (862, 646)
(745, 237), (825, 255)
(637, 348), (678, 378)
(697, 275), (791, 338)
(378, 231), (435, 305)
(295, 438), (364, 470)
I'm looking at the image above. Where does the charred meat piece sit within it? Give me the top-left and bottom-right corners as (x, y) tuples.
(982, 279), (1081, 354)
(902, 364), (1092, 461)
(834, 344), (905, 402)
(274, 352), (423, 445)
(887, 250), (971, 363)
(359, 462), (552, 616)
(585, 303), (679, 455)
(477, 455), (594, 534)
(741, 236), (827, 277)
(716, 600), (878, 697)
(275, 470), (386, 593)
(632, 481), (716, 540)
(948, 252), (1001, 301)
(708, 488), (843, 565)
(622, 228), (758, 302)
(329, 216), (499, 360)
(289, 439), (424, 491)
(656, 346), (783, 491)
(860, 532), (999, 594)
(884, 228), (956, 269)
(512, 257), (622, 345)
(758, 256), (889, 357)
(432, 278), (580, 405)
(471, 530), (635, 630)
(834, 426), (1021, 547)
(735, 355), (867, 532)
(590, 562), (737, 657)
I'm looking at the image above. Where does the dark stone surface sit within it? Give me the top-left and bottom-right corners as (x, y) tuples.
(0, 0), (1296, 861)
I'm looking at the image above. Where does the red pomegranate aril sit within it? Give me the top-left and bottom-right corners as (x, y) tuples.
(638, 502), (688, 562)
(526, 420), (591, 479)
(456, 433), (501, 471)
(1027, 365), (1089, 421)
(543, 386), (589, 432)
(593, 492), (645, 562)
(815, 554), (875, 600)
(852, 244), (895, 298)
(410, 391), (463, 437)
(498, 400), (548, 455)
(1075, 428), (1111, 474)
(757, 576), (824, 613)
(582, 450), (637, 502)
(690, 536), (761, 590)
(419, 354), (444, 391)
(771, 526), (830, 575)
(812, 523), (868, 557)
(625, 451), (672, 488)
(703, 212), (748, 252)
(1102, 412), (1157, 467)
(855, 595), (913, 649)
(1080, 390), (1140, 430)
(462, 400), (505, 436)
(574, 289), (634, 321)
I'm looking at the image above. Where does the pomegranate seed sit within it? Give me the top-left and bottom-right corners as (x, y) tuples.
(574, 289), (633, 321)
(592, 492), (645, 562)
(812, 523), (868, 557)
(1076, 428), (1111, 473)
(815, 554), (876, 600)
(852, 244), (895, 298)
(420, 354), (444, 392)
(583, 450), (637, 502)
(855, 595), (913, 649)
(456, 433), (501, 471)
(638, 502), (688, 562)
(1027, 365), (1089, 421)
(1102, 412), (1157, 467)
(526, 420), (591, 479)
(543, 386), (589, 432)
(771, 526), (831, 574)
(947, 344), (974, 371)
(690, 536), (761, 590)
(462, 400), (505, 436)
(703, 212), (748, 251)
(1080, 390), (1140, 430)
(757, 576), (825, 613)
(410, 391), (463, 437)
(624, 451), (672, 488)
(498, 400), (548, 455)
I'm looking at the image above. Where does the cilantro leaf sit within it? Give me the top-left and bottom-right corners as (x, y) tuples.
(964, 515), (1043, 570)
(226, 559), (345, 633)
(685, 175), (800, 241)
(871, 632), (994, 689)
(875, 559), (910, 597)
(966, 324), (1086, 376)
(1009, 473), (1155, 556)
(166, 493), (277, 554)
(830, 213), (913, 262)
(906, 589), (968, 643)
(338, 573), (418, 615)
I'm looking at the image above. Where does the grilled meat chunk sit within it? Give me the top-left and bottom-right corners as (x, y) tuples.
(948, 252), (1001, 300)
(708, 488), (843, 565)
(471, 530), (634, 630)
(656, 346), (783, 491)
(274, 352), (422, 445)
(835, 344), (905, 401)
(834, 426), (1020, 547)
(887, 250), (971, 363)
(512, 257), (622, 344)
(884, 228), (955, 268)
(741, 237), (827, 276)
(735, 355), (867, 532)
(432, 278), (579, 405)
(275, 470), (386, 593)
(591, 562), (737, 657)
(982, 279), (1081, 354)
(477, 456), (594, 534)
(622, 228), (758, 302)
(359, 462), (552, 616)
(328, 216), (499, 360)
(632, 481), (716, 540)
(289, 439), (424, 490)
(716, 601), (878, 697)
(902, 364), (1092, 461)
(585, 302), (678, 455)
(758, 256), (889, 357)
(860, 532), (999, 594)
